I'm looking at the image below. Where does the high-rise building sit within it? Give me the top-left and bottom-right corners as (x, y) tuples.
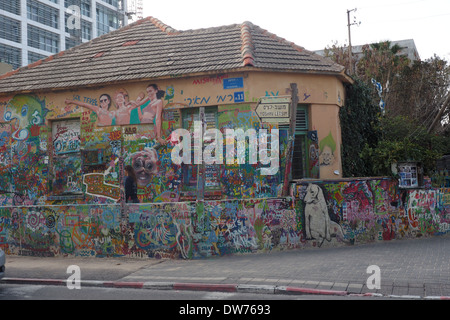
(126, 0), (142, 22)
(0, 0), (128, 70)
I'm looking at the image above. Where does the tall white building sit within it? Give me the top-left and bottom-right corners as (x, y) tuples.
(0, 0), (128, 69)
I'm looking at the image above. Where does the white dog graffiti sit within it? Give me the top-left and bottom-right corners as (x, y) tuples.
(304, 184), (345, 246)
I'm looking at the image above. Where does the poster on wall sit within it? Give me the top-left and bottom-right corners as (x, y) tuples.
(52, 119), (81, 155)
(398, 162), (419, 188)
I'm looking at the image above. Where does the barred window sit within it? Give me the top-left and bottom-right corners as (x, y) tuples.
(81, 20), (92, 40)
(27, 0), (59, 29)
(0, 43), (21, 69)
(100, 0), (118, 7)
(65, 37), (79, 50)
(28, 51), (47, 65)
(0, 15), (21, 43)
(96, 4), (122, 36)
(81, 0), (91, 17)
(0, 0), (21, 16)
(64, 0), (91, 17)
(28, 25), (60, 53)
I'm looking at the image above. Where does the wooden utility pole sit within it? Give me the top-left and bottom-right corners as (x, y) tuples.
(282, 83), (299, 196)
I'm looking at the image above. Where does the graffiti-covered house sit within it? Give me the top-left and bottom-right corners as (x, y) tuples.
(0, 17), (351, 206)
(1, 17), (448, 260)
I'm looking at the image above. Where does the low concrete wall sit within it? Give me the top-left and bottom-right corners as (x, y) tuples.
(0, 178), (449, 258)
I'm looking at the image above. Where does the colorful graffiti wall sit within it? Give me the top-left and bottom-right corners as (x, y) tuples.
(0, 75), (294, 207)
(1, 179), (449, 259)
(293, 178), (450, 247)
(0, 198), (298, 259)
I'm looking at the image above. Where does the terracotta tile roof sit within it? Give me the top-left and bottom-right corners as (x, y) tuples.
(0, 17), (346, 94)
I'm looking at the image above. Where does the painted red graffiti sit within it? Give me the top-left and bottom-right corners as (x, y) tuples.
(109, 130), (122, 141)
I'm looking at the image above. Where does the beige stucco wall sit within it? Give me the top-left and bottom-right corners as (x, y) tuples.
(310, 104), (343, 179)
(245, 72), (345, 179)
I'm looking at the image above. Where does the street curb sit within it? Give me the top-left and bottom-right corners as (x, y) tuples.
(3, 277), (450, 299)
(276, 286), (348, 296)
(0, 277), (350, 297)
(174, 282), (238, 293)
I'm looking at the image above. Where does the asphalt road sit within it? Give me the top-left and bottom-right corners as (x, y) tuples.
(3, 235), (450, 302)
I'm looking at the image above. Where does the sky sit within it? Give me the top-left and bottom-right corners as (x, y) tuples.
(141, 0), (450, 62)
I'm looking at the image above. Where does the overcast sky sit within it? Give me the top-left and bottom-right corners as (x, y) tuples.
(142, 0), (450, 61)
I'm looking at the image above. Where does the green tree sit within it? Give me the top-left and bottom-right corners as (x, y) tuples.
(386, 55), (450, 133)
(328, 41), (450, 177)
(340, 78), (380, 177)
(360, 116), (450, 176)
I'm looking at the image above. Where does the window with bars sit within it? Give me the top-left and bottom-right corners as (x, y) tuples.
(0, 43), (21, 69)
(181, 107), (221, 192)
(0, 0), (21, 15)
(100, 0), (119, 7)
(28, 25), (60, 53)
(0, 15), (21, 43)
(290, 105), (309, 180)
(96, 4), (122, 36)
(81, 0), (91, 17)
(81, 20), (92, 40)
(27, 0), (59, 29)
(65, 37), (80, 49)
(64, 0), (91, 17)
(28, 51), (47, 65)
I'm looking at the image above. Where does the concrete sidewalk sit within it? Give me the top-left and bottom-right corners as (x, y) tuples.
(2, 235), (450, 299)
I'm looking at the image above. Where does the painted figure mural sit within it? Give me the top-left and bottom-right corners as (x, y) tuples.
(130, 84), (166, 146)
(1, 95), (49, 204)
(303, 184), (345, 247)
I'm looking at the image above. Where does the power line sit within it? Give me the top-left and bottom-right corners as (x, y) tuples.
(363, 12), (450, 25)
(358, 0), (427, 10)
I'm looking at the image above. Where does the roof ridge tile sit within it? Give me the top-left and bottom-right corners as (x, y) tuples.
(240, 21), (255, 67)
(148, 16), (179, 35)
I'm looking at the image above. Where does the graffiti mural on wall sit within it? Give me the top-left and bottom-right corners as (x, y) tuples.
(303, 184), (345, 246)
(295, 179), (450, 247)
(1, 95), (49, 205)
(0, 179), (449, 258)
(319, 131), (336, 167)
(0, 198), (298, 258)
(0, 77), (293, 206)
(65, 84), (166, 144)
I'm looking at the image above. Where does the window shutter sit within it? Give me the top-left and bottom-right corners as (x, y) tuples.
(295, 107), (308, 133)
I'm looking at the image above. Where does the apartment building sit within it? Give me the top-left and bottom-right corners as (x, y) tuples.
(0, 0), (128, 69)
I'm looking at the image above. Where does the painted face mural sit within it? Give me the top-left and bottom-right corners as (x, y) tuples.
(131, 148), (160, 187)
(3, 95), (47, 141)
(319, 132), (336, 166)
